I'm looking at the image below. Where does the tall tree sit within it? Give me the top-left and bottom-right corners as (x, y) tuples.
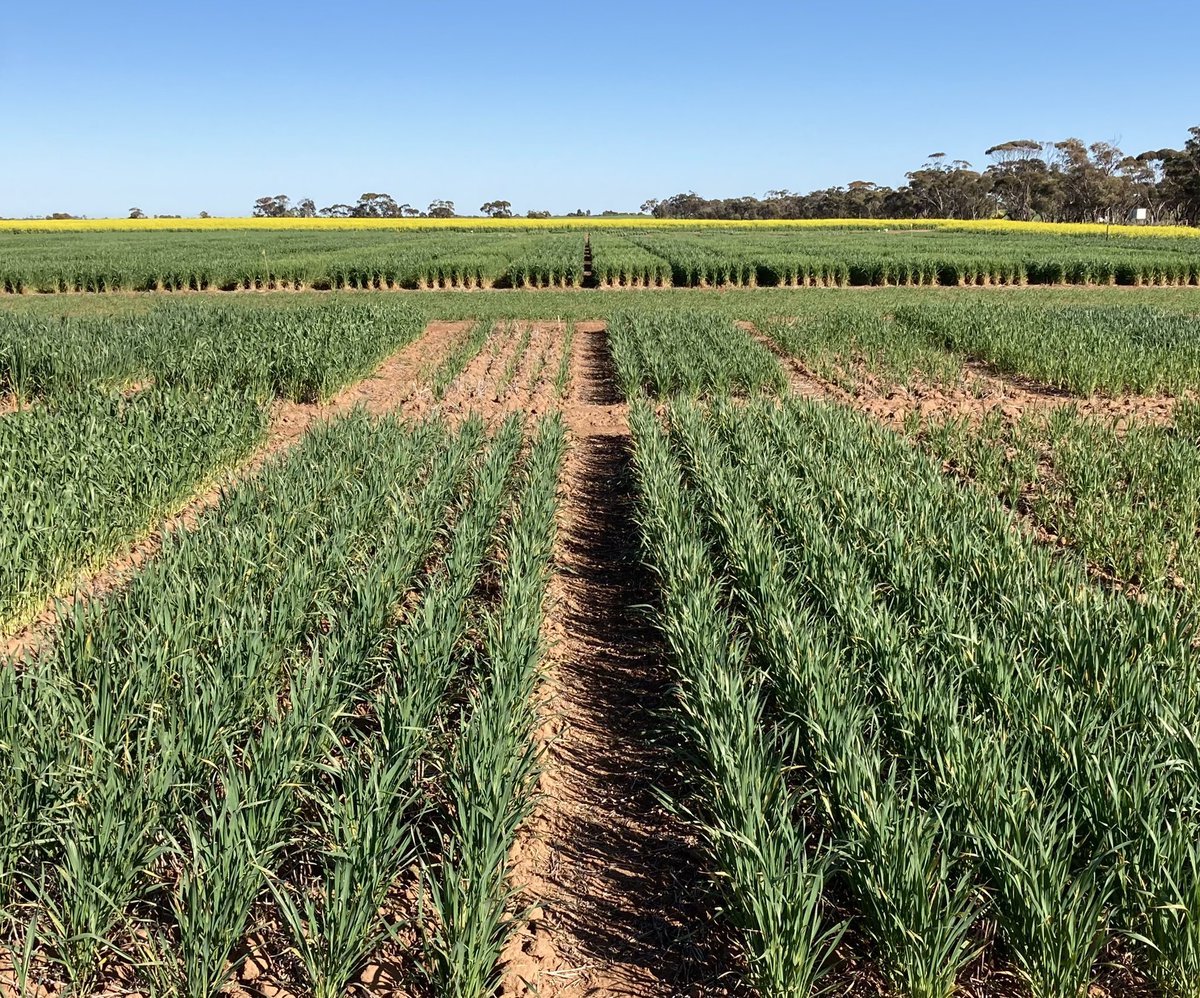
(252, 194), (291, 218)
(1052, 139), (1135, 222)
(1160, 126), (1200, 225)
(985, 140), (1054, 221)
(905, 156), (994, 219)
(352, 193), (402, 218)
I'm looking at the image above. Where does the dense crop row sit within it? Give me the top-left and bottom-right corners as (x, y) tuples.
(630, 393), (1200, 998)
(0, 409), (562, 997)
(630, 401), (839, 995)
(896, 300), (1200, 395)
(6, 226), (1199, 294)
(0, 231), (583, 293)
(587, 232), (672, 286)
(0, 299), (427, 403)
(619, 229), (1200, 287)
(0, 387), (264, 635)
(607, 310), (784, 398)
(0, 300), (437, 652)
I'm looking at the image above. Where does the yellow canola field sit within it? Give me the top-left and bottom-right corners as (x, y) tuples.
(3, 217), (1199, 239)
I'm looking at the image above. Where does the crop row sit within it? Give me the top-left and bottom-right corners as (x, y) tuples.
(894, 300), (1200, 396)
(0, 302), (448, 640)
(0, 231), (584, 293)
(5, 227), (1200, 294)
(630, 394), (1200, 997)
(618, 229), (1200, 287)
(0, 299), (429, 403)
(587, 232), (673, 287)
(754, 297), (1200, 397)
(0, 387), (265, 635)
(0, 409), (562, 997)
(762, 304), (964, 392)
(607, 310), (785, 398)
(922, 402), (1200, 603)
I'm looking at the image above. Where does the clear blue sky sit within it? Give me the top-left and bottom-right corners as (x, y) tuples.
(4, 0), (1197, 218)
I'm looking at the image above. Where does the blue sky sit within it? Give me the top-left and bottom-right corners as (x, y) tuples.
(4, 0), (1198, 217)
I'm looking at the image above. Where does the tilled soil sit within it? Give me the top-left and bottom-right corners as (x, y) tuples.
(0, 320), (472, 663)
(500, 322), (741, 998)
(740, 320), (1180, 430)
(437, 321), (568, 426)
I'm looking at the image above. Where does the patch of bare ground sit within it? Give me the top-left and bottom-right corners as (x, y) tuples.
(0, 320), (472, 664)
(740, 320), (1180, 430)
(501, 321), (741, 998)
(437, 321), (568, 427)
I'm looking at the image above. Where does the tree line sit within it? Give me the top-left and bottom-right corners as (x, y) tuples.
(249, 194), (531, 219)
(246, 193), (622, 220)
(34, 124), (1200, 223)
(642, 127), (1200, 224)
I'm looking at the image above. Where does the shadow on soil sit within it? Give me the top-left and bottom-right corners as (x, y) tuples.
(547, 328), (744, 995)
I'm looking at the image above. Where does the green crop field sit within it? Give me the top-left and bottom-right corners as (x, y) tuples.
(2, 230), (1200, 997)
(3, 223), (1200, 293)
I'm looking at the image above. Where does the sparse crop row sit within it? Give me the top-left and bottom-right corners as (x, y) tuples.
(607, 310), (785, 399)
(0, 409), (562, 997)
(432, 320), (495, 399)
(630, 393), (1200, 998)
(425, 413), (563, 995)
(922, 401), (1200, 602)
(762, 304), (964, 392)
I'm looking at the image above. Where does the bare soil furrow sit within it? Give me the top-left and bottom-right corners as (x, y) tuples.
(502, 321), (738, 998)
(436, 320), (520, 419)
